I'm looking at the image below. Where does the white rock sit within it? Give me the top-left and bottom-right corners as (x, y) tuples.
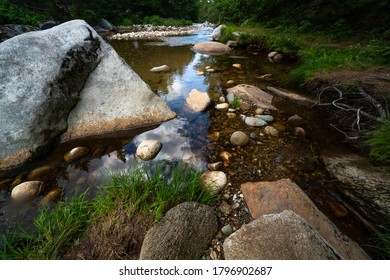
(215, 103), (230, 112)
(200, 171), (227, 194)
(150, 65), (170, 72)
(136, 140), (162, 161)
(11, 181), (45, 200)
(185, 89), (211, 112)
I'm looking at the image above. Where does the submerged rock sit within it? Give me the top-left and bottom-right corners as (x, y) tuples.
(140, 202), (217, 259)
(267, 86), (316, 107)
(28, 166), (55, 180)
(64, 147), (90, 163)
(11, 181), (45, 201)
(150, 65), (170, 72)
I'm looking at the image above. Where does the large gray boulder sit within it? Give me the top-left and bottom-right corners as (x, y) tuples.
(140, 202), (217, 260)
(240, 179), (369, 259)
(0, 20), (176, 170)
(323, 153), (390, 225)
(224, 210), (342, 260)
(0, 20), (101, 170)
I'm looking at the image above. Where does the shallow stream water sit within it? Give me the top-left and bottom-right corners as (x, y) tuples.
(0, 27), (376, 257)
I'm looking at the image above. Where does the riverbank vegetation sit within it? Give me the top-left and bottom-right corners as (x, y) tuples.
(0, 163), (215, 259)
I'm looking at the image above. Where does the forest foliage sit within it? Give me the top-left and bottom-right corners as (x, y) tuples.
(2, 0), (389, 36)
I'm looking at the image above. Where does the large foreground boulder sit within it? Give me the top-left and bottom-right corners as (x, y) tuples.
(0, 20), (176, 170)
(224, 210), (342, 260)
(240, 179), (369, 259)
(323, 153), (390, 225)
(140, 202), (217, 259)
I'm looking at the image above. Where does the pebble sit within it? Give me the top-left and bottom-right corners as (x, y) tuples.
(40, 187), (62, 206)
(226, 80), (235, 85)
(208, 162), (223, 171)
(232, 203), (240, 209)
(232, 63), (242, 70)
(210, 250), (218, 260)
(220, 201), (232, 215)
(207, 131), (220, 142)
(215, 103), (229, 112)
(245, 117), (267, 127)
(255, 115), (274, 123)
(221, 224), (233, 235)
(226, 113), (236, 119)
(196, 71), (204, 76)
(220, 151), (233, 162)
(264, 126), (279, 137)
(255, 108), (265, 115)
(28, 165), (54, 180)
(239, 101), (251, 112)
(250, 132), (259, 140)
(64, 147), (90, 163)
(206, 68), (215, 73)
(219, 96), (226, 103)
(230, 131), (249, 146)
(294, 127), (306, 138)
(288, 114), (304, 126)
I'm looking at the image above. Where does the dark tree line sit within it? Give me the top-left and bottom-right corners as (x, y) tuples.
(0, 0), (201, 25)
(199, 0), (390, 34)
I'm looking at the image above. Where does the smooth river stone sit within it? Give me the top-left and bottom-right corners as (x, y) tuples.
(64, 147), (90, 163)
(11, 181), (45, 200)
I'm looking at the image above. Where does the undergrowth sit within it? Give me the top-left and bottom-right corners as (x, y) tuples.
(365, 121), (390, 165)
(0, 162), (215, 259)
(220, 25), (390, 85)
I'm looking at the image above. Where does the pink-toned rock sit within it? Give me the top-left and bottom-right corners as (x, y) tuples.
(185, 89), (211, 112)
(240, 179), (369, 260)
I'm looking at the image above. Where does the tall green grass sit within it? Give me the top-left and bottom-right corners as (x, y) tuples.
(0, 193), (91, 260)
(0, 162), (215, 259)
(365, 121), (390, 165)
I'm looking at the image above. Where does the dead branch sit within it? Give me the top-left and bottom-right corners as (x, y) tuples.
(316, 85), (389, 140)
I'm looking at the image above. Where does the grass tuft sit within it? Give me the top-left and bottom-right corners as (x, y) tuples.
(365, 121), (390, 165)
(0, 162), (215, 259)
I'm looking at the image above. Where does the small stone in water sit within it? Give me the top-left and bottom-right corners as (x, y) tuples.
(220, 151), (233, 162)
(255, 108), (265, 115)
(196, 71), (204, 76)
(219, 96), (226, 103)
(207, 131), (220, 142)
(232, 63), (242, 70)
(208, 161), (223, 171)
(245, 117), (267, 127)
(255, 115), (274, 123)
(64, 147), (90, 163)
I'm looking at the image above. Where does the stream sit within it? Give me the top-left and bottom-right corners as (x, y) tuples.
(0, 26), (375, 257)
